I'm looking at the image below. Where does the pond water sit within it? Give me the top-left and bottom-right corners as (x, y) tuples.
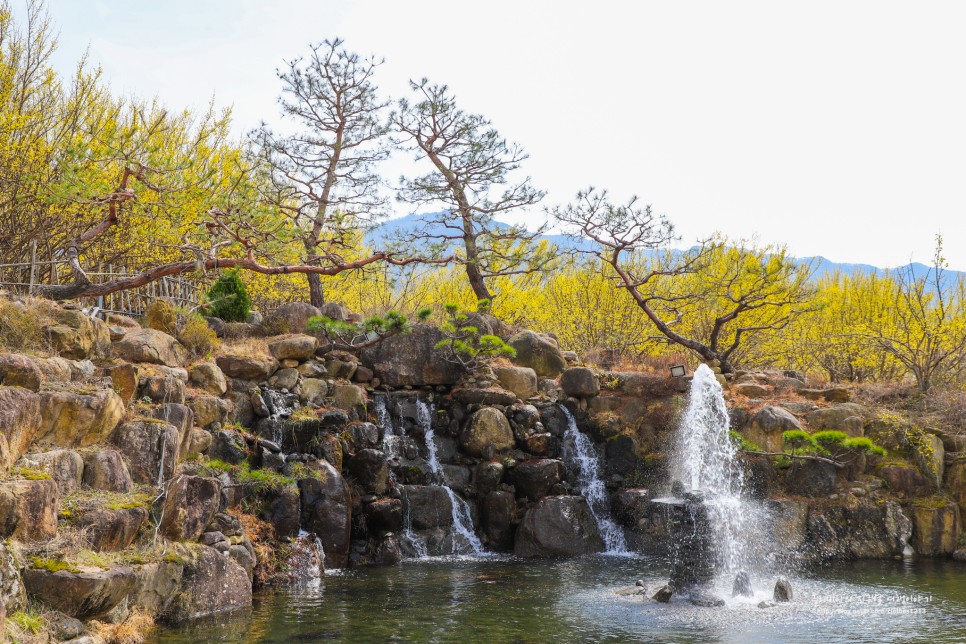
(152, 555), (966, 643)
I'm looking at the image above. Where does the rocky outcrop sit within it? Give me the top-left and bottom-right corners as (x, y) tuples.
(481, 490), (516, 551)
(216, 353), (279, 381)
(495, 366), (538, 399)
(348, 449), (389, 495)
(166, 545), (252, 623)
(0, 541), (26, 613)
(784, 459), (839, 497)
(560, 367), (599, 398)
(0, 353), (43, 390)
(360, 325), (466, 387)
(263, 302), (320, 334)
(112, 328), (188, 367)
(911, 500), (961, 556)
(742, 405), (802, 453)
(82, 449), (134, 492)
(460, 407), (514, 458)
(807, 403), (867, 437)
(22, 565), (136, 620)
(111, 420), (179, 485)
(804, 499), (911, 559)
(19, 449), (84, 495)
(268, 334), (318, 361)
(159, 475), (223, 542)
(128, 561), (183, 616)
(0, 478), (58, 542)
(401, 485), (454, 530)
(508, 459), (563, 500)
(0, 386), (42, 467)
(507, 331), (566, 377)
(44, 309), (111, 360)
(879, 463), (933, 498)
(299, 461), (351, 568)
(75, 507), (148, 552)
(187, 362), (228, 396)
(38, 388), (125, 448)
(514, 495), (605, 557)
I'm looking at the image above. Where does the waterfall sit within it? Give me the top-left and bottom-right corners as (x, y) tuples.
(262, 387), (297, 445)
(560, 406), (628, 554)
(671, 364), (749, 575)
(416, 401), (486, 556)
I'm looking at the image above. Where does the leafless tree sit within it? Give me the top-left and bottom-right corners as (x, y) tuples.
(394, 79), (551, 302)
(250, 38), (393, 307)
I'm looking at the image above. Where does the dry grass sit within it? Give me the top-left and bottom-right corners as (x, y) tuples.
(89, 608), (157, 644)
(222, 335), (270, 357)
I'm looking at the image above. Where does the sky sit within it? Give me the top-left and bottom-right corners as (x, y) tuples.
(19, 0), (966, 270)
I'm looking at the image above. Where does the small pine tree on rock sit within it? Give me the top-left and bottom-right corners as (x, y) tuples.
(205, 270), (252, 322)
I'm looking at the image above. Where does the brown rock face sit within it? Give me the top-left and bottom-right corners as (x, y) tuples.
(360, 325), (466, 387)
(514, 496), (605, 557)
(18, 449), (84, 495)
(187, 361), (228, 396)
(82, 449), (134, 493)
(22, 565), (136, 620)
(560, 367), (600, 398)
(268, 334), (318, 361)
(912, 501), (961, 556)
(216, 353), (279, 381)
(742, 405), (802, 453)
(0, 386), (42, 467)
(166, 545), (252, 623)
(507, 331), (567, 377)
(159, 475), (223, 542)
(299, 461), (351, 568)
(0, 478), (59, 542)
(495, 366), (538, 399)
(0, 353), (43, 391)
(112, 328), (188, 367)
(107, 363), (140, 404)
(75, 507), (149, 552)
(460, 407), (514, 458)
(44, 309), (111, 360)
(111, 421), (180, 485)
(38, 388), (125, 448)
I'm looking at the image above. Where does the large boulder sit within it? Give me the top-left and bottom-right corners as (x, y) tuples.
(190, 396), (233, 429)
(494, 366), (538, 399)
(151, 403), (195, 459)
(299, 460), (351, 569)
(460, 407), (514, 458)
(879, 463), (933, 498)
(263, 302), (321, 334)
(911, 500), (961, 556)
(112, 328), (188, 367)
(508, 331), (567, 377)
(0, 386), (42, 467)
(110, 420), (179, 485)
(75, 507), (148, 552)
(268, 334), (318, 361)
(347, 449), (389, 495)
(216, 353), (279, 381)
(37, 389), (125, 448)
(22, 565), (135, 620)
(400, 485), (453, 530)
(784, 459), (838, 497)
(166, 544), (252, 623)
(807, 403), (867, 437)
(0, 541), (26, 613)
(364, 498), (404, 534)
(804, 499), (911, 559)
(514, 495), (605, 556)
(508, 459), (564, 500)
(0, 478), (58, 542)
(560, 367), (600, 398)
(0, 353), (43, 391)
(159, 475), (223, 542)
(18, 449), (84, 495)
(128, 561), (184, 616)
(44, 309), (111, 360)
(187, 362), (228, 396)
(945, 457), (966, 514)
(360, 325), (466, 387)
(742, 405), (802, 453)
(481, 490), (516, 551)
(107, 362), (140, 404)
(82, 449), (134, 492)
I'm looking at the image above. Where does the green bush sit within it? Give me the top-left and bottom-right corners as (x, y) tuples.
(812, 430), (849, 449)
(782, 430), (816, 449)
(729, 430), (761, 452)
(434, 301), (515, 370)
(205, 269), (251, 322)
(842, 436), (888, 456)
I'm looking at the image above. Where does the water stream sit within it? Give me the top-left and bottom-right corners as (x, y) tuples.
(560, 406), (629, 554)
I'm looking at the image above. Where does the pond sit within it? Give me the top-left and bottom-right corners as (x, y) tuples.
(151, 555), (966, 643)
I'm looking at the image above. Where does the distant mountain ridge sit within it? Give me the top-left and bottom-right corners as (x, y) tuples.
(368, 213), (965, 285)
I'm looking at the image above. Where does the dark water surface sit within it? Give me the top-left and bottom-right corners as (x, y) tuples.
(152, 555), (966, 643)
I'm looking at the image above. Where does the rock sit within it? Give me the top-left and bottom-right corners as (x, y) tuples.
(360, 325), (466, 387)
(743, 405), (802, 453)
(733, 382), (768, 398)
(0, 386), (41, 468)
(495, 366), (538, 399)
(348, 449), (389, 495)
(22, 565), (135, 620)
(807, 403), (868, 436)
(914, 433), (945, 488)
(461, 407), (514, 458)
(560, 367), (600, 398)
(481, 490), (515, 551)
(773, 576), (793, 602)
(187, 362), (228, 396)
(107, 363), (139, 404)
(0, 541), (26, 613)
(298, 378), (328, 406)
(507, 331), (567, 377)
(38, 389), (125, 448)
(166, 545), (252, 622)
(186, 429), (213, 456)
(18, 449), (83, 495)
(879, 464), (932, 498)
(140, 375), (186, 404)
(190, 396), (232, 429)
(785, 458), (838, 497)
(75, 507), (148, 552)
(150, 403), (195, 457)
(46, 610), (85, 640)
(216, 353), (279, 381)
(372, 534), (403, 566)
(128, 561), (183, 615)
(613, 488), (653, 528)
(299, 460), (351, 568)
(732, 571), (753, 597)
(513, 495), (605, 557)
(263, 302), (321, 334)
(365, 498), (404, 534)
(400, 485), (454, 529)
(758, 600), (777, 609)
(523, 433), (555, 457)
(331, 383), (367, 412)
(453, 387), (518, 406)
(261, 487), (301, 539)
(208, 430), (249, 465)
(111, 420), (179, 485)
(0, 478), (58, 541)
(911, 500), (961, 556)
(33, 356), (73, 382)
(81, 448), (132, 493)
(652, 584), (674, 603)
(268, 334), (318, 361)
(112, 328), (187, 367)
(690, 589), (726, 607)
(508, 459), (563, 500)
(474, 461), (505, 496)
(44, 309), (111, 360)
(605, 434), (640, 477)
(267, 367), (300, 391)
(297, 360), (328, 379)
(804, 499), (912, 558)
(0, 353), (42, 390)
(159, 475), (223, 542)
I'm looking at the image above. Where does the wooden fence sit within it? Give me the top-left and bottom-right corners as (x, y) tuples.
(0, 241), (206, 318)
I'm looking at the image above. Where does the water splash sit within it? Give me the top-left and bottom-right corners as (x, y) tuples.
(671, 364), (749, 575)
(560, 406), (628, 554)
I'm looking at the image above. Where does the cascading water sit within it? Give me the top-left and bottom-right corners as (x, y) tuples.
(560, 406), (629, 554)
(262, 387), (298, 446)
(416, 401), (485, 556)
(670, 364), (750, 576)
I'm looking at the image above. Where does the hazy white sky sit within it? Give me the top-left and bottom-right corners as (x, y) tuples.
(22, 0), (966, 269)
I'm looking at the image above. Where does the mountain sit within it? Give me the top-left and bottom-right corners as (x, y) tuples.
(368, 213), (964, 286)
